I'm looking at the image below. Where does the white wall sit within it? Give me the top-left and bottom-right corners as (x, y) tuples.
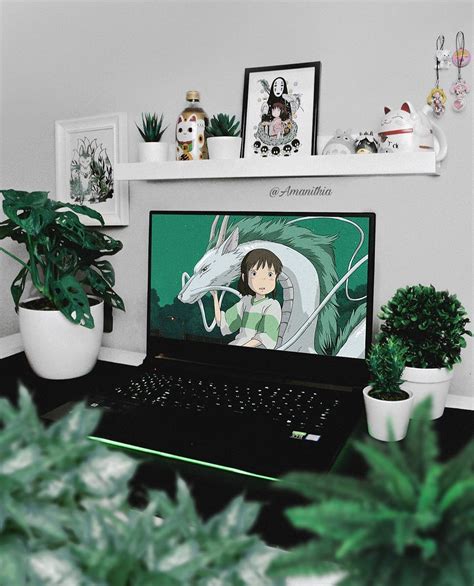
(1, 1), (472, 398)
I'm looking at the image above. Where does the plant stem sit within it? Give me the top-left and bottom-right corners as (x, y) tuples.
(0, 245), (30, 270)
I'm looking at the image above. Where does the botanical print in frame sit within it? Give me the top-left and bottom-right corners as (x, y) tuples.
(241, 62), (321, 158)
(55, 113), (128, 225)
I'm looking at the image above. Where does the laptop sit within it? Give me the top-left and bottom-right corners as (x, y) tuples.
(65, 211), (376, 480)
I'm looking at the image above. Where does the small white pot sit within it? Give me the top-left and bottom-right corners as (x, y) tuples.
(19, 296), (104, 380)
(207, 137), (242, 160)
(138, 142), (168, 162)
(401, 366), (454, 420)
(363, 386), (414, 442)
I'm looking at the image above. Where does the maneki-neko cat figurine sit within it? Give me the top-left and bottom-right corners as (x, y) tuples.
(377, 102), (447, 162)
(176, 91), (209, 161)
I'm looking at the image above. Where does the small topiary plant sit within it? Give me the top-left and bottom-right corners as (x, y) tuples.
(367, 336), (409, 401)
(205, 113), (241, 137)
(379, 284), (471, 369)
(136, 112), (168, 142)
(270, 399), (474, 586)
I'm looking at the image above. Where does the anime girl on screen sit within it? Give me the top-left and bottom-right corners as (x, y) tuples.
(174, 214), (369, 358)
(211, 249), (282, 349)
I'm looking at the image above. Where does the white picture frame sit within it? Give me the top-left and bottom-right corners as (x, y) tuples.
(55, 112), (129, 226)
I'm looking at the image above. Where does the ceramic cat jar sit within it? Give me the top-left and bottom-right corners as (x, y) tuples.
(377, 102), (447, 162)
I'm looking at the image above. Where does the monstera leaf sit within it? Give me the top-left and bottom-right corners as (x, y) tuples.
(51, 275), (94, 327)
(0, 189), (124, 328)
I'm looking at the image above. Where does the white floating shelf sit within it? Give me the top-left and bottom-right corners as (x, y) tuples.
(115, 152), (438, 181)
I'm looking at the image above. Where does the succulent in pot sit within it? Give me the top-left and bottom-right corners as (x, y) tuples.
(205, 113), (242, 159)
(0, 189), (124, 379)
(136, 112), (169, 162)
(363, 336), (413, 441)
(379, 284), (471, 419)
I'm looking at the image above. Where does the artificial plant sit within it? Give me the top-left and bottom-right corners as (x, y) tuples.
(136, 112), (168, 142)
(0, 388), (280, 585)
(378, 284), (471, 369)
(0, 189), (124, 329)
(205, 113), (241, 137)
(270, 399), (474, 586)
(366, 336), (408, 400)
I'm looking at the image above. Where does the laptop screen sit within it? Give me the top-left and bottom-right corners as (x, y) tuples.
(148, 212), (375, 385)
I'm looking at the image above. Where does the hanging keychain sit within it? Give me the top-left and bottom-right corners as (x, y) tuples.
(427, 35), (447, 117)
(450, 31), (470, 112)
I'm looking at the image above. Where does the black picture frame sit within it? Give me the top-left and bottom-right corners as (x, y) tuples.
(240, 61), (321, 158)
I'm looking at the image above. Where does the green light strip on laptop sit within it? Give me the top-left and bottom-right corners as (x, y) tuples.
(88, 435), (279, 482)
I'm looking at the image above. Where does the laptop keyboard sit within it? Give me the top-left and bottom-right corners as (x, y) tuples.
(90, 367), (344, 435)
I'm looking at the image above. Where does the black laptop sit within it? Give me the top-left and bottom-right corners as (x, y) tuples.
(86, 211), (375, 480)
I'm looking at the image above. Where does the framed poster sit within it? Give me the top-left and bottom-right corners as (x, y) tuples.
(241, 61), (321, 158)
(55, 112), (129, 225)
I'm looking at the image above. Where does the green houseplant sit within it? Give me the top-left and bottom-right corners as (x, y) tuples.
(0, 388), (279, 585)
(363, 336), (413, 441)
(136, 112), (169, 162)
(270, 399), (474, 586)
(205, 113), (242, 160)
(0, 189), (124, 379)
(379, 284), (471, 419)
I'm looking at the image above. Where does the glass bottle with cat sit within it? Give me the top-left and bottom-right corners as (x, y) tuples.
(176, 90), (209, 161)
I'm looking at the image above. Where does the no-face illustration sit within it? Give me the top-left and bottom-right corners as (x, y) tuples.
(272, 78), (285, 98)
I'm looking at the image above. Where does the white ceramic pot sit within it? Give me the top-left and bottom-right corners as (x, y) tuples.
(138, 142), (168, 162)
(19, 296), (104, 380)
(363, 386), (414, 442)
(207, 137), (242, 160)
(401, 366), (454, 420)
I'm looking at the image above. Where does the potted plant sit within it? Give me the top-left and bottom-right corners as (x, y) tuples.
(205, 113), (241, 159)
(136, 112), (169, 162)
(363, 336), (413, 441)
(379, 284), (471, 419)
(270, 399), (474, 586)
(0, 388), (279, 584)
(0, 189), (124, 379)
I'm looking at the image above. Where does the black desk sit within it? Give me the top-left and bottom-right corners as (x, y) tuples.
(1, 352), (472, 548)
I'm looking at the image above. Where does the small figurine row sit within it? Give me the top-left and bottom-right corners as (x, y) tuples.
(322, 131), (379, 155)
(322, 101), (447, 163)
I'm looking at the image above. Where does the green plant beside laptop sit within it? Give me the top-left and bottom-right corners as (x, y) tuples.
(378, 284), (471, 419)
(363, 336), (413, 442)
(0, 388), (280, 585)
(379, 284), (471, 370)
(270, 398), (474, 586)
(0, 189), (124, 378)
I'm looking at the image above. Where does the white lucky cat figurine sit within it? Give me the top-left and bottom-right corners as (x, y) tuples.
(378, 101), (447, 162)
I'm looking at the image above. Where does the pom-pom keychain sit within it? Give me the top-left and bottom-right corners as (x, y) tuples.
(427, 35), (447, 117)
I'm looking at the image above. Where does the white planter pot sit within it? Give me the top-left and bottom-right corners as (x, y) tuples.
(401, 366), (454, 420)
(207, 137), (242, 160)
(19, 297), (104, 380)
(363, 386), (414, 442)
(138, 142), (168, 162)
